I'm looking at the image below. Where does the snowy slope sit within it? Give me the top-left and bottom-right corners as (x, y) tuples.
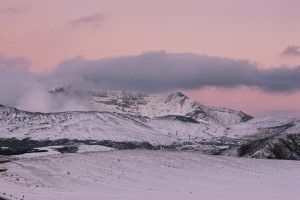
(0, 104), (226, 143)
(1, 150), (300, 200)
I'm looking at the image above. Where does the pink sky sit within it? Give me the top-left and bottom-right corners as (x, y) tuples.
(1, 0), (300, 116)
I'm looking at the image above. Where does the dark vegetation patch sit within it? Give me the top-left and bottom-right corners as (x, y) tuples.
(0, 148), (47, 156)
(0, 138), (156, 156)
(0, 138), (74, 149)
(94, 140), (155, 150)
(0, 160), (10, 164)
(0, 133), (299, 160)
(0, 168), (7, 173)
(54, 146), (79, 154)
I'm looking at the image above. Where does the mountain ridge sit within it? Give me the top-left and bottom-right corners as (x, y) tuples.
(0, 89), (299, 160)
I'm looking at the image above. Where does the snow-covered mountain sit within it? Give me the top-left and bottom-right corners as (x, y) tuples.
(1, 89), (300, 160)
(50, 87), (253, 125)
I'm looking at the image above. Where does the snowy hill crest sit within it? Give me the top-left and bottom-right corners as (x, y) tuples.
(49, 87), (253, 125)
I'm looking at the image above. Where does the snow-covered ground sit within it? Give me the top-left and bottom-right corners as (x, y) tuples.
(1, 150), (300, 200)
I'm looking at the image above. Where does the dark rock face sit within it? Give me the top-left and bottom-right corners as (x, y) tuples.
(239, 111), (254, 122)
(224, 133), (300, 160)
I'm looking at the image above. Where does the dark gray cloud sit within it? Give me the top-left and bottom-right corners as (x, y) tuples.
(67, 14), (106, 30)
(49, 51), (300, 93)
(0, 5), (30, 14)
(1, 52), (300, 112)
(282, 45), (300, 57)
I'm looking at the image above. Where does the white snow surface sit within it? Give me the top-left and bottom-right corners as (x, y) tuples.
(1, 150), (300, 200)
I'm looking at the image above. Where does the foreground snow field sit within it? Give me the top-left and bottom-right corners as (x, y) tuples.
(1, 150), (300, 200)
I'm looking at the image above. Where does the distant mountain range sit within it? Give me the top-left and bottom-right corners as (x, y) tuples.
(1, 87), (299, 160)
